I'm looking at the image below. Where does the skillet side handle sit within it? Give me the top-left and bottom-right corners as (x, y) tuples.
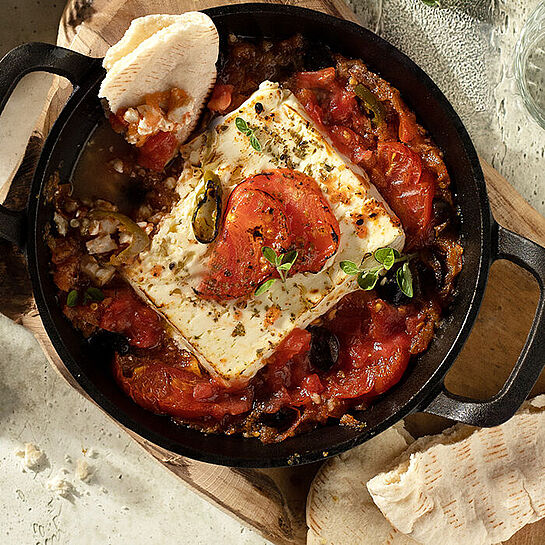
(424, 222), (545, 427)
(0, 42), (103, 248)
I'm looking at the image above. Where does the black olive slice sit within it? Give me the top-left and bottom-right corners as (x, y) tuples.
(308, 325), (340, 371)
(87, 329), (130, 356)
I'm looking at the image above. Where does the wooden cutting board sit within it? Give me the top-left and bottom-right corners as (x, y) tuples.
(2, 0), (545, 543)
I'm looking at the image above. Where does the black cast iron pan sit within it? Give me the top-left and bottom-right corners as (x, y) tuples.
(1, 4), (545, 467)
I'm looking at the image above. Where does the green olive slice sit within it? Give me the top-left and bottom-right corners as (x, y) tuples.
(354, 83), (385, 126)
(192, 171), (223, 244)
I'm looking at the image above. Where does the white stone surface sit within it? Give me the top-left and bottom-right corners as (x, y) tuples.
(0, 314), (270, 545)
(1, 1), (544, 544)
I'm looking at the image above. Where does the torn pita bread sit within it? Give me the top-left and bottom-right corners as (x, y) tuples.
(367, 395), (545, 545)
(99, 12), (219, 144)
(103, 14), (183, 71)
(307, 423), (419, 545)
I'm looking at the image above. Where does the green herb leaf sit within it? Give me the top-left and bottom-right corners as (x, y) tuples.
(396, 262), (414, 298)
(281, 250), (298, 266)
(262, 246), (277, 265)
(236, 117), (261, 152)
(249, 134), (262, 152)
(67, 289), (78, 307)
(421, 0), (441, 6)
(84, 287), (105, 304)
(374, 247), (396, 270)
(340, 260), (361, 275)
(357, 271), (379, 290)
(260, 247), (299, 287)
(255, 278), (276, 296)
(277, 262), (294, 271)
(235, 117), (250, 135)
(342, 246), (414, 295)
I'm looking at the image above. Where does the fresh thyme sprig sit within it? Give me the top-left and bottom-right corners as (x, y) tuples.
(235, 117), (262, 152)
(340, 247), (414, 297)
(255, 247), (299, 296)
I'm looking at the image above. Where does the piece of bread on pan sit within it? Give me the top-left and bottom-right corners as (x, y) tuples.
(367, 395), (545, 545)
(102, 14), (184, 71)
(99, 12), (219, 144)
(307, 423), (419, 545)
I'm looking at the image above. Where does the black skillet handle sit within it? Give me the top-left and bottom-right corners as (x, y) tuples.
(424, 221), (545, 427)
(0, 42), (102, 248)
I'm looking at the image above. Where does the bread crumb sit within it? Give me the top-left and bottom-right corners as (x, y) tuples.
(15, 443), (45, 471)
(46, 476), (74, 498)
(75, 459), (93, 482)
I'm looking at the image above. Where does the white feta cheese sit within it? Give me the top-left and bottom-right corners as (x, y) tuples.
(124, 82), (404, 385)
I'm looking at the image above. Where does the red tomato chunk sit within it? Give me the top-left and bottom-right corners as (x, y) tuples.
(100, 289), (163, 349)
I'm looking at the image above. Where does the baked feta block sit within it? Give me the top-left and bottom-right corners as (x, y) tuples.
(124, 82), (404, 385)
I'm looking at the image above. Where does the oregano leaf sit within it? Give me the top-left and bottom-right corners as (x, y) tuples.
(396, 262), (414, 297)
(66, 289), (78, 307)
(84, 287), (105, 303)
(262, 246), (277, 265)
(255, 278), (276, 296)
(374, 247), (395, 270)
(340, 260), (361, 275)
(357, 271), (379, 290)
(235, 117), (250, 134)
(249, 134), (262, 152)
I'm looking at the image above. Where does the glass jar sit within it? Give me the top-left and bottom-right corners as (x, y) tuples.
(514, 2), (545, 129)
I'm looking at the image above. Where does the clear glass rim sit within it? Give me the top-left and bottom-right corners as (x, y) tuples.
(514, 1), (545, 130)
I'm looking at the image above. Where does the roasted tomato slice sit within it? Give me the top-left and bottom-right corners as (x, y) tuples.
(295, 68), (360, 125)
(113, 353), (253, 420)
(137, 131), (178, 171)
(296, 67), (337, 90)
(375, 142), (435, 246)
(198, 187), (291, 300)
(327, 125), (368, 164)
(240, 169), (340, 273)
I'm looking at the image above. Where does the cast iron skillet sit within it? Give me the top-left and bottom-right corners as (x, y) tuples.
(1, 4), (545, 467)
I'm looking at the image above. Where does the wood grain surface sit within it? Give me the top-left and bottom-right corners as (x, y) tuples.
(1, 1), (545, 544)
